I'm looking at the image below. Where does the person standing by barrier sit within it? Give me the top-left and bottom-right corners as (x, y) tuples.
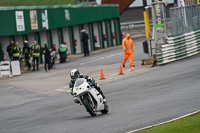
(31, 41), (40, 71)
(122, 34), (134, 68)
(81, 29), (90, 56)
(7, 41), (14, 61)
(12, 42), (22, 61)
(43, 43), (51, 72)
(23, 40), (31, 70)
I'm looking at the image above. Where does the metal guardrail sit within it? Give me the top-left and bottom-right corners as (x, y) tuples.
(120, 21), (153, 36)
(120, 19), (171, 31)
(121, 20), (153, 28)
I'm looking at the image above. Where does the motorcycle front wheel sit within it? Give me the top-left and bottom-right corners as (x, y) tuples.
(100, 102), (109, 114)
(82, 98), (97, 116)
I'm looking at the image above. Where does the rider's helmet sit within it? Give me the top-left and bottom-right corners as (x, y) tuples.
(24, 40), (29, 45)
(44, 43), (48, 47)
(70, 69), (80, 82)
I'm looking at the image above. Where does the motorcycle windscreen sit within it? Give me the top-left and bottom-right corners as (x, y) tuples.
(74, 78), (85, 87)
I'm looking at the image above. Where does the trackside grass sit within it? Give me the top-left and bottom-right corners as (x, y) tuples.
(0, 0), (74, 6)
(135, 112), (200, 133)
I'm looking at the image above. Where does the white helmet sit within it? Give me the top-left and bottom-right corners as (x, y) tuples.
(70, 69), (80, 81)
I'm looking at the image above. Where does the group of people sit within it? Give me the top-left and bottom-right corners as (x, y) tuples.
(6, 40), (53, 72)
(5, 30), (134, 74)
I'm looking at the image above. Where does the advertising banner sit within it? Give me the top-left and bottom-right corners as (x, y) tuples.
(15, 11), (25, 32)
(65, 10), (70, 20)
(41, 10), (49, 29)
(177, 0), (185, 7)
(152, 0), (164, 31)
(30, 10), (38, 30)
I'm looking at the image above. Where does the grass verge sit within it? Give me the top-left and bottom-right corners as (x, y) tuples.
(135, 112), (200, 133)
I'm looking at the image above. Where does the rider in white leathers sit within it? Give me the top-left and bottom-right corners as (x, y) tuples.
(69, 69), (106, 103)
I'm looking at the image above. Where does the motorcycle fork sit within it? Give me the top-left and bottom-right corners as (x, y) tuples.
(88, 93), (96, 110)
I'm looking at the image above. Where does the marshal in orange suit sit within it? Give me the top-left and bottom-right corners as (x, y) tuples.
(122, 34), (134, 67)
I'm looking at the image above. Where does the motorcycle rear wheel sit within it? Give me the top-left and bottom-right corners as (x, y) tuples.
(83, 98), (97, 116)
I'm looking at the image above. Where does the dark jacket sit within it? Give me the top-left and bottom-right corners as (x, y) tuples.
(23, 45), (30, 56)
(7, 44), (13, 56)
(81, 32), (89, 45)
(44, 47), (51, 59)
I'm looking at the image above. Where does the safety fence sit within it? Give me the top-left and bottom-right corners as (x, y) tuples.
(169, 4), (200, 37)
(156, 30), (200, 65)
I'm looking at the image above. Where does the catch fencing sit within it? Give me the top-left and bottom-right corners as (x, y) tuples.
(156, 4), (200, 65)
(168, 4), (200, 37)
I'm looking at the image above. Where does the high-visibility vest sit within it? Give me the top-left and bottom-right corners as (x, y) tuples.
(12, 46), (21, 57)
(122, 39), (133, 54)
(32, 45), (40, 57)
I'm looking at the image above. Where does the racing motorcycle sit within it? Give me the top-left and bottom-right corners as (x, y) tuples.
(72, 78), (109, 116)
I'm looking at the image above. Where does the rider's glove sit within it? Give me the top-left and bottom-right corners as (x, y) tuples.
(70, 89), (73, 96)
(69, 82), (73, 88)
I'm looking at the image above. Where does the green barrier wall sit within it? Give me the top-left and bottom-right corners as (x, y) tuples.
(0, 5), (119, 36)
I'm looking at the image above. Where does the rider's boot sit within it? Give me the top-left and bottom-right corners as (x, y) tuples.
(95, 84), (106, 103)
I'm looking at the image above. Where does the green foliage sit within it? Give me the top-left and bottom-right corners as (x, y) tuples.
(136, 112), (200, 133)
(0, 0), (74, 6)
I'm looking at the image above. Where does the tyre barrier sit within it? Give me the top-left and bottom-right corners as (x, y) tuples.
(156, 30), (200, 65)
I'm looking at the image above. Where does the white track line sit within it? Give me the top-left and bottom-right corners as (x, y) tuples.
(80, 53), (123, 65)
(55, 86), (70, 92)
(126, 110), (200, 133)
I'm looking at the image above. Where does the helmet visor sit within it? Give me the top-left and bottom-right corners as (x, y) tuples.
(71, 75), (77, 79)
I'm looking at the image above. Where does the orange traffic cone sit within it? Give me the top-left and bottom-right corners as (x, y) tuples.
(119, 64), (124, 75)
(100, 69), (105, 80)
(131, 67), (134, 72)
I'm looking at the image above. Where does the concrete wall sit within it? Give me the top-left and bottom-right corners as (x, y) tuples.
(106, 20), (112, 47)
(51, 28), (60, 51)
(28, 33), (36, 46)
(40, 31), (48, 47)
(73, 25), (82, 54)
(102, 21), (107, 48)
(15, 35), (24, 49)
(63, 27), (71, 54)
(93, 22), (100, 48)
(111, 19), (116, 45)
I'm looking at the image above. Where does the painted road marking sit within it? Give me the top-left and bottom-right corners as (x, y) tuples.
(126, 110), (200, 133)
(5, 87), (13, 89)
(80, 53), (123, 65)
(55, 86), (70, 92)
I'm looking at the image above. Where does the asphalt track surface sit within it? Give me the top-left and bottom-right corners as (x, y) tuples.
(0, 45), (200, 133)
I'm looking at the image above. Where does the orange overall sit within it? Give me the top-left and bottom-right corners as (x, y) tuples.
(122, 34), (134, 67)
